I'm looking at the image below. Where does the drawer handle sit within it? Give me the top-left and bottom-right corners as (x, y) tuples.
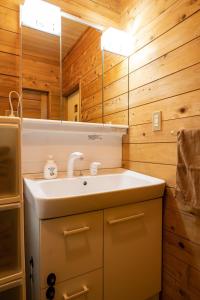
(108, 213), (144, 225)
(63, 285), (89, 300)
(63, 226), (90, 237)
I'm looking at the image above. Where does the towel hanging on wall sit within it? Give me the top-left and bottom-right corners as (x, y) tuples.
(176, 129), (200, 209)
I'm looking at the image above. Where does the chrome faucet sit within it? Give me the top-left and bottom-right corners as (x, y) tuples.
(67, 152), (84, 177)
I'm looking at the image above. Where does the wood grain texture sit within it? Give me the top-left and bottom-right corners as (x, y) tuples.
(120, 1), (200, 299)
(47, 0), (121, 28)
(0, 3), (20, 116)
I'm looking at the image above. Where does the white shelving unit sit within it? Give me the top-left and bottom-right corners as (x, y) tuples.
(0, 117), (25, 300)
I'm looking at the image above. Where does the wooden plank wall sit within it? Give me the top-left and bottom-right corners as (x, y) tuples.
(0, 0), (20, 116)
(119, 0), (200, 299)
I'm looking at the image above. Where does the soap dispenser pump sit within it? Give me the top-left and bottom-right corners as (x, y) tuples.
(43, 155), (58, 179)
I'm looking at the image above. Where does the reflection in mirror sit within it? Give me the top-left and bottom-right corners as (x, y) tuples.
(101, 27), (133, 125)
(21, 13), (61, 120)
(61, 17), (103, 123)
(102, 49), (129, 125)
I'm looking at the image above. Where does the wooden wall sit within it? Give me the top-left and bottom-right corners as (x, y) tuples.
(0, 0), (20, 116)
(120, 0), (200, 299)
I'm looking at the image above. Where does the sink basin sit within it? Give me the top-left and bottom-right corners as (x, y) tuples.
(24, 170), (165, 219)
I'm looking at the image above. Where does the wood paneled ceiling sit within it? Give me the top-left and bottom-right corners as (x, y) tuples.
(47, 0), (121, 28)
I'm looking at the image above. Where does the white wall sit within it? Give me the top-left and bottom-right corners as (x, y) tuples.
(22, 125), (125, 174)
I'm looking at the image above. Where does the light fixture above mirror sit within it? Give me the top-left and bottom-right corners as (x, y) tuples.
(21, 0), (61, 36)
(101, 27), (134, 57)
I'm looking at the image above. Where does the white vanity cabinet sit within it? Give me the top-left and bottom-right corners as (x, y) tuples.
(104, 198), (162, 300)
(26, 198), (162, 300)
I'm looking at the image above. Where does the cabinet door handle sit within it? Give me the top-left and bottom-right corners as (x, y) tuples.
(63, 226), (90, 237)
(63, 285), (89, 299)
(108, 213), (144, 225)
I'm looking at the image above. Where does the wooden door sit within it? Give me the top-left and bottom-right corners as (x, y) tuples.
(22, 89), (48, 119)
(66, 90), (80, 121)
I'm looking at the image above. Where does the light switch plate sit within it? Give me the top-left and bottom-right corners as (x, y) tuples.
(152, 111), (162, 131)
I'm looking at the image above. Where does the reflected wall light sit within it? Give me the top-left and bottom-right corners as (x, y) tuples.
(21, 0), (61, 36)
(101, 27), (134, 57)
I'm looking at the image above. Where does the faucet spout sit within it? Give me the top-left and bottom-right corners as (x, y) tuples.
(67, 152), (84, 177)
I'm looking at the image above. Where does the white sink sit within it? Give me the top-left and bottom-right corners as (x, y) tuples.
(24, 170), (165, 219)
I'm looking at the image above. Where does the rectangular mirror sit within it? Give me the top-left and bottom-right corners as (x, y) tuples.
(21, 23), (61, 120)
(61, 16), (103, 123)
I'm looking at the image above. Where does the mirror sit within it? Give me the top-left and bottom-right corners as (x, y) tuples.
(21, 24), (61, 120)
(20, 5), (103, 123)
(102, 50), (129, 125)
(61, 17), (103, 123)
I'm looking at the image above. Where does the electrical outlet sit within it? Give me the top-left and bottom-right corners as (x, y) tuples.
(152, 111), (162, 131)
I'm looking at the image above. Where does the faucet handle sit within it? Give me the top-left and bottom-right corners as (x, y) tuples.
(90, 162), (101, 176)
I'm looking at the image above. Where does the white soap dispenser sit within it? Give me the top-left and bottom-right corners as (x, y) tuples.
(43, 155), (58, 179)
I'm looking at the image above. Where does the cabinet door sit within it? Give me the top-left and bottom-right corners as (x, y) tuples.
(104, 199), (162, 300)
(40, 211), (103, 288)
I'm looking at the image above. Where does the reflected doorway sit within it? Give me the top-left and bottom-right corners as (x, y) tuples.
(64, 89), (80, 121)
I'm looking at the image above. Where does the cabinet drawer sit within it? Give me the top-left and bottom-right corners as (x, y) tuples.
(104, 198), (162, 300)
(41, 269), (102, 300)
(40, 211), (103, 288)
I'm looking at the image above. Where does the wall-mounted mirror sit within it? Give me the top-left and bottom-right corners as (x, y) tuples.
(21, 25), (61, 120)
(61, 16), (103, 123)
(20, 1), (103, 123)
(21, 0), (61, 120)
